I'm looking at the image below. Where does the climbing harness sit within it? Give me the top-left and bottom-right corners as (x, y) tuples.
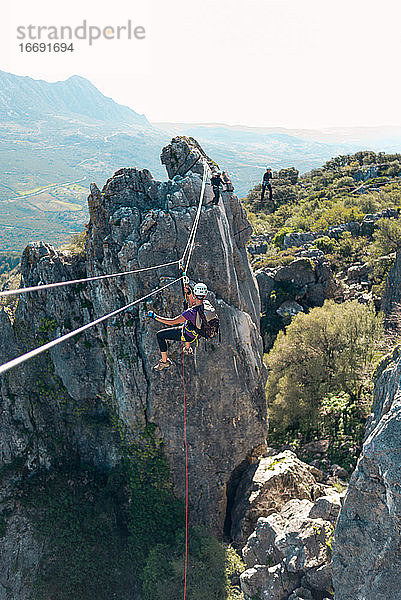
(181, 322), (200, 346)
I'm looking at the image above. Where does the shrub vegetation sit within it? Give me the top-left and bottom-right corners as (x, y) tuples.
(266, 300), (384, 470)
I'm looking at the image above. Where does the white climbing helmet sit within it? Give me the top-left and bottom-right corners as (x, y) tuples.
(193, 282), (208, 297)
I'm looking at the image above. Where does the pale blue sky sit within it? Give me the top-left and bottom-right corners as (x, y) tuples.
(2, 0), (401, 128)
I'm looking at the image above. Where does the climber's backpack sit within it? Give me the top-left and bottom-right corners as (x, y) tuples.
(194, 300), (220, 340)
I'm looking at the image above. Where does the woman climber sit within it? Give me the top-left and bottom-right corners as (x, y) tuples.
(146, 282), (209, 372)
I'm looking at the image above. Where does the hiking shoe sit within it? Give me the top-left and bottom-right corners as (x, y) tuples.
(183, 347), (194, 356)
(153, 358), (173, 372)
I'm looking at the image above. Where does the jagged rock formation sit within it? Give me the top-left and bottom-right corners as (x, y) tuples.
(238, 453), (342, 600)
(334, 255), (394, 308)
(332, 345), (401, 600)
(229, 450), (333, 544)
(256, 253), (339, 349)
(0, 136), (267, 597)
(381, 248), (401, 327)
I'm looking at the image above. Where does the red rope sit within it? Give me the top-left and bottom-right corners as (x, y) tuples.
(182, 348), (189, 599)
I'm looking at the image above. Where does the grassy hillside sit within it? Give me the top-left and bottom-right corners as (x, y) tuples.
(245, 151), (401, 231)
(245, 151), (401, 276)
(248, 151), (401, 472)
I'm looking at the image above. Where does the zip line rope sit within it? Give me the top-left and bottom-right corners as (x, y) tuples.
(0, 158), (210, 377)
(178, 159), (208, 600)
(183, 162), (208, 272)
(0, 277), (183, 376)
(0, 260), (180, 299)
(181, 160), (209, 273)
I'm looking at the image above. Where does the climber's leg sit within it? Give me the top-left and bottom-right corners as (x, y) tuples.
(154, 327), (183, 370)
(156, 327), (182, 353)
(212, 186), (220, 204)
(183, 338), (194, 356)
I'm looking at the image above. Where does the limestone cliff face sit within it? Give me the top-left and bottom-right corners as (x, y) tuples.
(381, 248), (401, 327)
(0, 137), (266, 595)
(332, 346), (401, 600)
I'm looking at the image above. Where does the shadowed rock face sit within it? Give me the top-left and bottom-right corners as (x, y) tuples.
(332, 346), (401, 600)
(381, 249), (401, 328)
(256, 253), (339, 351)
(0, 138), (267, 596)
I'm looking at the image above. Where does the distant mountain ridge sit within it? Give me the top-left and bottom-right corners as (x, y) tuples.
(156, 122), (401, 150)
(1, 69), (400, 251)
(0, 70), (150, 126)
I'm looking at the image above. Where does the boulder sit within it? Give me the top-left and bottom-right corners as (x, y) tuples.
(230, 451), (325, 544)
(256, 269), (276, 303)
(240, 563), (299, 600)
(304, 564), (333, 595)
(160, 135), (213, 179)
(346, 262), (370, 282)
(345, 221), (361, 236)
(256, 256), (339, 351)
(275, 500), (332, 574)
(283, 232), (317, 250)
(241, 496), (336, 600)
(276, 300), (304, 318)
(308, 495), (341, 525)
(275, 258), (316, 287)
(257, 257), (338, 316)
(360, 218), (375, 237)
(242, 514), (286, 568)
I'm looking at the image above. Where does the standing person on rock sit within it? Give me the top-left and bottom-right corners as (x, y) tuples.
(260, 167), (273, 203)
(210, 171), (224, 205)
(147, 283), (209, 371)
(221, 170), (233, 191)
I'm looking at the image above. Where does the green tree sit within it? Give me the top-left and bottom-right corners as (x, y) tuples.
(372, 217), (401, 255)
(142, 531), (244, 600)
(278, 167), (299, 184)
(266, 300), (383, 439)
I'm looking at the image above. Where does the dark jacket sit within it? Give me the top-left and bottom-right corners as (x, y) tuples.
(211, 174), (223, 188)
(263, 170), (272, 184)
